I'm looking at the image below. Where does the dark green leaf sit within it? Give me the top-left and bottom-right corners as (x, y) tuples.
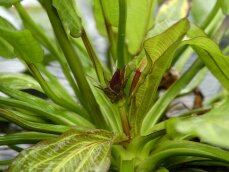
(8, 129), (116, 172)
(0, 0), (21, 7)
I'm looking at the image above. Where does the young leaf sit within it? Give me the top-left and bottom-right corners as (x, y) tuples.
(8, 129), (116, 172)
(52, 0), (82, 37)
(167, 97), (229, 149)
(130, 18), (190, 135)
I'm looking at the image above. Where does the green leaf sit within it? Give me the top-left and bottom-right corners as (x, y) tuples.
(93, 0), (119, 34)
(219, 0), (229, 15)
(0, 28), (44, 63)
(141, 59), (204, 135)
(52, 0), (82, 37)
(0, 37), (15, 58)
(89, 80), (122, 132)
(156, 0), (190, 22)
(181, 37), (229, 91)
(0, 15), (43, 63)
(93, 0), (156, 55)
(167, 97), (229, 149)
(0, 87), (93, 128)
(8, 129), (116, 172)
(0, 108), (71, 134)
(0, 0), (21, 6)
(126, 0), (156, 55)
(130, 18), (190, 135)
(0, 132), (57, 145)
(0, 73), (42, 92)
(191, 0), (216, 25)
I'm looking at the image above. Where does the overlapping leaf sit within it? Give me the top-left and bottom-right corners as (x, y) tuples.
(8, 129), (116, 172)
(141, 22), (229, 135)
(156, 0), (190, 22)
(93, 0), (155, 55)
(167, 97), (229, 149)
(130, 19), (190, 135)
(53, 0), (82, 37)
(0, 73), (42, 91)
(0, 17), (43, 63)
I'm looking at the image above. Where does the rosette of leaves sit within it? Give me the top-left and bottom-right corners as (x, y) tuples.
(0, 0), (229, 171)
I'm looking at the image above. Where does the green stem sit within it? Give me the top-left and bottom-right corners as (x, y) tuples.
(81, 29), (105, 84)
(200, 0), (221, 30)
(41, 0), (106, 128)
(117, 0), (127, 69)
(172, 0), (221, 66)
(14, 2), (83, 104)
(37, 64), (77, 104)
(99, 0), (117, 63)
(118, 99), (130, 138)
(213, 16), (229, 43)
(28, 63), (83, 114)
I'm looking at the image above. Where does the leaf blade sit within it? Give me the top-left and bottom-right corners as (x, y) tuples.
(8, 129), (115, 172)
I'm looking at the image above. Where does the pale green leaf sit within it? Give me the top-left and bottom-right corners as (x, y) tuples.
(167, 97), (229, 149)
(191, 0), (216, 25)
(8, 129), (116, 172)
(126, 0), (156, 55)
(93, 0), (156, 55)
(156, 0), (190, 22)
(130, 19), (190, 135)
(53, 0), (82, 37)
(0, 73), (42, 91)
(92, 0), (119, 36)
